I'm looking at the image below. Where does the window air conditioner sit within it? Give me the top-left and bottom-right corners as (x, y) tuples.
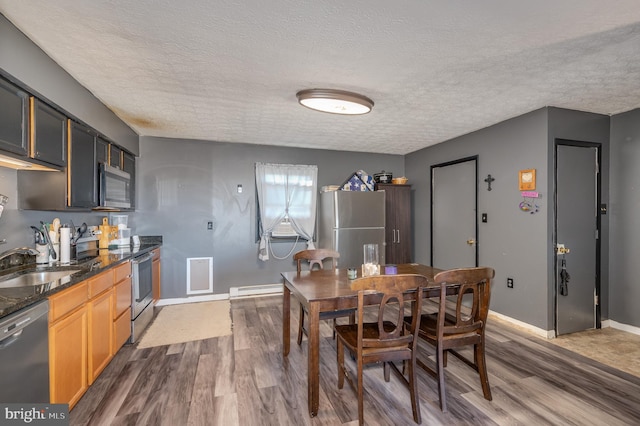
(271, 219), (298, 238)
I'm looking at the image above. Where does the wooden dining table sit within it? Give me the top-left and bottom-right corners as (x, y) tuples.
(281, 263), (444, 417)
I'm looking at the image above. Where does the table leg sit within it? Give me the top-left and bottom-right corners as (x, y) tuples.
(307, 302), (320, 416)
(283, 283), (290, 357)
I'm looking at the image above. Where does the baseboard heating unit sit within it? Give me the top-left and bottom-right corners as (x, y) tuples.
(229, 283), (282, 298)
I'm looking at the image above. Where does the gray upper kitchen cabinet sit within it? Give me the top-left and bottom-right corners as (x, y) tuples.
(30, 98), (67, 167)
(19, 120), (102, 211)
(109, 144), (122, 168)
(0, 76), (29, 156)
(96, 137), (109, 165)
(18, 126), (135, 210)
(69, 121), (98, 208)
(122, 152), (135, 210)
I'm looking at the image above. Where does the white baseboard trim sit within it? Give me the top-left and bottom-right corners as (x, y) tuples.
(155, 293), (229, 307)
(154, 284), (283, 306)
(488, 310), (555, 339)
(603, 319), (640, 336)
(229, 283), (283, 299)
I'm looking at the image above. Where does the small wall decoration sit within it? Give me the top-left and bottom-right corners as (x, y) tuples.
(484, 174), (495, 191)
(518, 190), (541, 214)
(518, 169), (536, 191)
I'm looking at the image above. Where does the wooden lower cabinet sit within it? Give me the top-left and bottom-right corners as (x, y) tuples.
(152, 248), (161, 302)
(48, 304), (88, 408)
(113, 263), (132, 352)
(88, 289), (113, 384)
(113, 307), (131, 351)
(48, 261), (133, 408)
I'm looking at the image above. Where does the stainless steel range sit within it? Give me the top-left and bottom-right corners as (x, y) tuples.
(130, 252), (154, 343)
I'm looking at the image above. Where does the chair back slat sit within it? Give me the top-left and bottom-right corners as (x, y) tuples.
(454, 283), (479, 325)
(294, 249), (340, 272)
(351, 274), (427, 353)
(433, 267), (494, 336)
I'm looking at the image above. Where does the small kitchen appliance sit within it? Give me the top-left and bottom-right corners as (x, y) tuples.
(110, 214), (131, 248)
(373, 171), (393, 184)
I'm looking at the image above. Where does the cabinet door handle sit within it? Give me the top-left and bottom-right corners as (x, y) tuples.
(396, 229), (400, 244)
(391, 229), (396, 243)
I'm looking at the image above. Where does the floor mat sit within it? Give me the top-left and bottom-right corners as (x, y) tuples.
(137, 300), (232, 348)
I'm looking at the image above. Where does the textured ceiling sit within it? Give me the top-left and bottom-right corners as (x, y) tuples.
(1, 1), (640, 155)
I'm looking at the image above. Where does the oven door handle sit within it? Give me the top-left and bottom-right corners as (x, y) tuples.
(132, 253), (153, 264)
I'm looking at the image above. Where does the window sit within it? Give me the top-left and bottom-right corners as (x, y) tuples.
(255, 163), (317, 261)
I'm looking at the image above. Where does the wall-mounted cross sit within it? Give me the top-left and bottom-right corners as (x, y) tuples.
(484, 174), (495, 191)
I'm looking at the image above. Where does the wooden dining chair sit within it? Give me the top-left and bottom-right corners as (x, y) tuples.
(294, 249), (355, 345)
(336, 274), (426, 425)
(406, 266), (494, 412)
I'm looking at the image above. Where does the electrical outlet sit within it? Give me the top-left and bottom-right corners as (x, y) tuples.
(207, 221), (213, 230)
(507, 277), (514, 288)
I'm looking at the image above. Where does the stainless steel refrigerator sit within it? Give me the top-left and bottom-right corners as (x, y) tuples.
(318, 190), (386, 269)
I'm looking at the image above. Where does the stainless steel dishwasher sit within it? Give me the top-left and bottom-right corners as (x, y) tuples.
(0, 300), (50, 402)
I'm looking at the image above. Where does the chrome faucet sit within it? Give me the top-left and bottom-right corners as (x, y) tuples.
(0, 247), (40, 262)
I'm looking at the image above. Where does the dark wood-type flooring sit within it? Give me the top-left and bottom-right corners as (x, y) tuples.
(70, 295), (640, 425)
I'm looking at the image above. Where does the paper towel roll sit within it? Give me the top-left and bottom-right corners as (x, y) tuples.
(60, 227), (71, 264)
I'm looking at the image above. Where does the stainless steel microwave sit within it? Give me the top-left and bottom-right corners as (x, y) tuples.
(99, 163), (131, 209)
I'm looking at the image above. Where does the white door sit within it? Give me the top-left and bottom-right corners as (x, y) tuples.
(431, 158), (477, 269)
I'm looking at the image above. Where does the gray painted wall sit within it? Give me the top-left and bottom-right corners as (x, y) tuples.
(610, 108), (640, 326)
(0, 14), (139, 154)
(133, 136), (404, 298)
(406, 107), (610, 332)
(407, 109), (550, 329)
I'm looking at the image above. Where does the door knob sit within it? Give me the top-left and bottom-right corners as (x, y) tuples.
(466, 239), (476, 246)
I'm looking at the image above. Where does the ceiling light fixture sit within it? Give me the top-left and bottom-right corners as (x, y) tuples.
(296, 89), (374, 115)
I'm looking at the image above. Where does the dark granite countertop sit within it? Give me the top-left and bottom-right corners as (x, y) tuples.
(0, 237), (162, 319)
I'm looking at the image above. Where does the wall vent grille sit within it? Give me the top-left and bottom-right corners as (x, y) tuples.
(187, 257), (213, 295)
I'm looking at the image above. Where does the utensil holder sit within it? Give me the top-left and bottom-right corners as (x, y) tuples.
(35, 244), (49, 264)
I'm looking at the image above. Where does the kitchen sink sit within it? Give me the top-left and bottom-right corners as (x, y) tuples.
(0, 270), (81, 289)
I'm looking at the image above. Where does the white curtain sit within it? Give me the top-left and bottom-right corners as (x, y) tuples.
(255, 163), (317, 261)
